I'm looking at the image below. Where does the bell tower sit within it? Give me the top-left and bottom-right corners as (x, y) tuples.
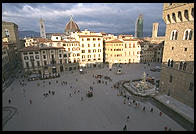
(40, 18), (46, 38)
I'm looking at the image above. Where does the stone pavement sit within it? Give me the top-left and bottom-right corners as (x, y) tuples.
(154, 95), (194, 123)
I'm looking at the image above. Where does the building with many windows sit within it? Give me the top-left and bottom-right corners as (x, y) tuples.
(160, 3), (194, 108)
(105, 35), (141, 64)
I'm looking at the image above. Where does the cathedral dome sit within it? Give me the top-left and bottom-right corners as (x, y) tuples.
(64, 16), (80, 35)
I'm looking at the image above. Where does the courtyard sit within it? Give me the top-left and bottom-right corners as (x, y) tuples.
(3, 63), (185, 131)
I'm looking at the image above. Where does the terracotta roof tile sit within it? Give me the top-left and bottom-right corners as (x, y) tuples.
(105, 39), (124, 43)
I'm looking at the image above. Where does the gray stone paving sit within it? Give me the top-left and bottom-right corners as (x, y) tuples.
(2, 63), (188, 131)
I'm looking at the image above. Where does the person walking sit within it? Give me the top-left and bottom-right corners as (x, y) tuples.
(150, 108), (153, 112)
(127, 116), (130, 122)
(8, 99), (11, 104)
(123, 124), (127, 131)
(143, 106), (146, 111)
(29, 99), (32, 104)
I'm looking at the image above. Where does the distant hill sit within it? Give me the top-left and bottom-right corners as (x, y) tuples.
(18, 31), (40, 39)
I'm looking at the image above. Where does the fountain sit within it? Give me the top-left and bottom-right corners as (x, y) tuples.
(128, 72), (158, 96)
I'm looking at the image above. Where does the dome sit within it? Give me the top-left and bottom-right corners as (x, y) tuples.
(64, 16), (80, 35)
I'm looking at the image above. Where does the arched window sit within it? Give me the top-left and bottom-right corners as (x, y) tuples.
(184, 10), (189, 20)
(170, 30), (178, 40)
(183, 29), (193, 40)
(183, 62), (187, 71)
(168, 59), (170, 67)
(189, 30), (193, 40)
(167, 14), (171, 23)
(179, 62), (183, 70)
(172, 13), (176, 22)
(170, 60), (173, 67)
(178, 11), (182, 21)
(191, 8), (194, 18)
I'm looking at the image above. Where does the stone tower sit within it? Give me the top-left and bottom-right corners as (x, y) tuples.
(160, 3), (194, 108)
(152, 22), (159, 38)
(135, 14), (143, 38)
(40, 18), (46, 38)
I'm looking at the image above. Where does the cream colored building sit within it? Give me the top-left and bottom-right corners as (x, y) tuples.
(160, 3), (194, 108)
(73, 29), (104, 68)
(105, 37), (141, 64)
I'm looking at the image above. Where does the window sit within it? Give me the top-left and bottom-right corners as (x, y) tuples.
(168, 59), (170, 67)
(170, 30), (178, 40)
(23, 52), (28, 55)
(88, 44), (90, 47)
(170, 60), (173, 67)
(178, 11), (182, 21)
(25, 62), (29, 68)
(172, 13), (176, 22)
(189, 82), (194, 91)
(169, 75), (173, 83)
(167, 14), (171, 23)
(37, 61), (40, 67)
(88, 50), (91, 53)
(87, 38), (90, 41)
(64, 54), (67, 57)
(98, 38), (101, 41)
(172, 47), (174, 50)
(59, 54), (62, 57)
(169, 3), (172, 6)
(93, 38), (96, 41)
(82, 38), (84, 41)
(191, 8), (194, 18)
(24, 56), (29, 60)
(98, 43), (100, 47)
(82, 50), (85, 53)
(51, 50), (54, 53)
(82, 55), (85, 58)
(30, 56), (34, 60)
(68, 48), (70, 51)
(43, 51), (45, 54)
(184, 48), (187, 51)
(184, 10), (189, 20)
(183, 29), (193, 40)
(4, 29), (10, 37)
(183, 62), (187, 71)
(44, 61), (47, 65)
(64, 59), (67, 63)
(29, 52), (33, 55)
(35, 51), (39, 54)
(56, 37), (58, 39)
(35, 55), (39, 59)
(179, 62), (183, 70)
(51, 54), (54, 59)
(82, 44), (84, 47)
(60, 59), (62, 64)
(43, 55), (46, 59)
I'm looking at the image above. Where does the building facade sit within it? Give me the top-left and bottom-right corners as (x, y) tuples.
(135, 14), (143, 38)
(160, 3), (194, 108)
(105, 36), (141, 64)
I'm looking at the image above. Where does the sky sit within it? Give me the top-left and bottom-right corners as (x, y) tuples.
(2, 3), (166, 34)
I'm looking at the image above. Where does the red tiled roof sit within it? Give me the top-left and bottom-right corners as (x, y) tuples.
(78, 35), (102, 37)
(19, 46), (40, 52)
(62, 41), (80, 43)
(122, 39), (138, 41)
(105, 39), (123, 43)
(52, 33), (63, 36)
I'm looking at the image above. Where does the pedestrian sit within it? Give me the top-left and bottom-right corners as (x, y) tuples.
(49, 81), (51, 85)
(143, 106), (146, 111)
(168, 128), (172, 131)
(150, 108), (153, 112)
(160, 112), (162, 116)
(49, 90), (51, 94)
(56, 80), (58, 83)
(164, 126), (168, 131)
(133, 100), (135, 103)
(123, 124), (127, 131)
(8, 99), (11, 104)
(70, 86), (72, 88)
(81, 97), (83, 101)
(70, 93), (72, 97)
(29, 99), (32, 104)
(127, 116), (130, 121)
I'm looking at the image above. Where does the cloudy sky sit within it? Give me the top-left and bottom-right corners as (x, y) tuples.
(2, 3), (166, 34)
